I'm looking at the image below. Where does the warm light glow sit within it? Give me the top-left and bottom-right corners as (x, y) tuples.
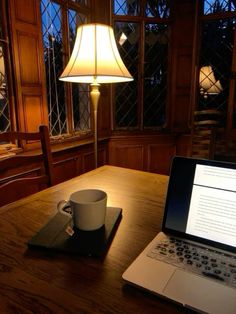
(119, 32), (127, 46)
(59, 23), (133, 84)
(199, 65), (222, 97)
(207, 80), (223, 94)
(199, 65), (216, 91)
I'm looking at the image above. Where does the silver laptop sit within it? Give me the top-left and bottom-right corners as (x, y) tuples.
(123, 156), (236, 314)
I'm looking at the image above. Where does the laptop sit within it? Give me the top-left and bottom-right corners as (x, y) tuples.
(123, 156), (236, 314)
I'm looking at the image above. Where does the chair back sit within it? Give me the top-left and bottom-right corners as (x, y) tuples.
(0, 125), (54, 206)
(191, 109), (223, 159)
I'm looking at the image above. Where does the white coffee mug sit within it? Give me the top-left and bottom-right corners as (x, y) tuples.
(58, 189), (107, 231)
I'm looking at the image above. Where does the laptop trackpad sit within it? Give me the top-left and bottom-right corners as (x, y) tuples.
(163, 269), (236, 314)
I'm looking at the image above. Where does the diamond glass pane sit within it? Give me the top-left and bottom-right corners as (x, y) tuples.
(0, 42), (10, 132)
(41, 0), (67, 136)
(204, 0), (236, 15)
(145, 0), (170, 18)
(68, 9), (90, 132)
(72, 84), (90, 131)
(114, 22), (139, 128)
(143, 23), (169, 128)
(199, 18), (235, 120)
(114, 0), (139, 15)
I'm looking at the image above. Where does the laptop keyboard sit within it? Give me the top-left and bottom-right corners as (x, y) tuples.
(147, 236), (236, 288)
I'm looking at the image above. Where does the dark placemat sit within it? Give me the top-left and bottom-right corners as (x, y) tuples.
(28, 207), (122, 257)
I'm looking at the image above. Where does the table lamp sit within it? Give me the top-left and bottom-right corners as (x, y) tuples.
(199, 65), (222, 98)
(59, 23), (133, 168)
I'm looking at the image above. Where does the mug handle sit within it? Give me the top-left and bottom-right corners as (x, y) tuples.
(57, 200), (72, 217)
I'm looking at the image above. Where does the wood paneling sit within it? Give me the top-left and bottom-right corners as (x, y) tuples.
(8, 0), (48, 132)
(52, 140), (108, 184)
(171, 94), (191, 131)
(109, 135), (177, 175)
(14, 0), (38, 25)
(23, 94), (44, 132)
(170, 0), (196, 133)
(110, 144), (144, 170)
(147, 143), (176, 175)
(17, 31), (41, 85)
(53, 156), (80, 185)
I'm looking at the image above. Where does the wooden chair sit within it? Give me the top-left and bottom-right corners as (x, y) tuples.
(191, 109), (223, 159)
(0, 125), (54, 206)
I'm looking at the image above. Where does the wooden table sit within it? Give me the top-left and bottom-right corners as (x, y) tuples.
(0, 165), (190, 313)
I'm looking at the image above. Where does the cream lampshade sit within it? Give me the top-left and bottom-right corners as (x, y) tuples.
(60, 23), (133, 167)
(207, 80), (223, 95)
(199, 65), (222, 98)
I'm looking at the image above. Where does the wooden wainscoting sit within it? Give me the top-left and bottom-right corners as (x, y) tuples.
(52, 139), (109, 185)
(108, 134), (177, 175)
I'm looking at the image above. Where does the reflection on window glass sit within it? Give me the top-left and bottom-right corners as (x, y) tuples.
(114, 22), (139, 128)
(113, 1), (171, 130)
(199, 18), (235, 117)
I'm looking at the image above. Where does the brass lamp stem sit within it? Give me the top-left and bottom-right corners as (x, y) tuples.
(90, 82), (101, 168)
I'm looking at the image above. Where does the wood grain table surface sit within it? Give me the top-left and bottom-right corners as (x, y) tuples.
(0, 165), (193, 314)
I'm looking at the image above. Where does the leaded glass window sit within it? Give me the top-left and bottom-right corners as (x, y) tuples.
(68, 9), (90, 131)
(113, 0), (171, 130)
(199, 0), (236, 124)
(40, 0), (90, 137)
(0, 13), (11, 132)
(145, 0), (170, 18)
(144, 23), (169, 127)
(204, 0), (236, 15)
(114, 22), (139, 128)
(114, 0), (140, 16)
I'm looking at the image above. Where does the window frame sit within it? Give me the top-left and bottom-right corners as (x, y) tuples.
(196, 0), (236, 133)
(0, 0), (17, 133)
(40, 0), (92, 138)
(112, 0), (172, 132)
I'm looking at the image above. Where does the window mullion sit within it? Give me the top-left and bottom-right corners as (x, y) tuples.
(138, 20), (145, 130)
(62, 3), (73, 134)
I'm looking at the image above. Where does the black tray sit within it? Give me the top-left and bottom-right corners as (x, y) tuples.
(28, 207), (122, 257)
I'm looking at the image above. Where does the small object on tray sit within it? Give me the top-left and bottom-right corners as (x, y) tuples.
(28, 207), (122, 257)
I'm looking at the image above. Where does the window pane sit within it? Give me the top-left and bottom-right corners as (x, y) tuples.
(199, 18), (235, 116)
(68, 9), (90, 132)
(114, 22), (139, 128)
(0, 30), (10, 132)
(203, 0), (236, 15)
(114, 0), (139, 16)
(144, 23), (169, 128)
(145, 0), (170, 18)
(41, 0), (67, 136)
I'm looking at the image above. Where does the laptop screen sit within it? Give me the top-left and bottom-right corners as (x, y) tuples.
(162, 156), (236, 252)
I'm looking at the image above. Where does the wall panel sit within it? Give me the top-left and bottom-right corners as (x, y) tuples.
(17, 31), (41, 85)
(147, 143), (176, 175)
(22, 94), (44, 132)
(8, 0), (48, 132)
(110, 144), (144, 170)
(14, 0), (38, 24)
(109, 135), (177, 175)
